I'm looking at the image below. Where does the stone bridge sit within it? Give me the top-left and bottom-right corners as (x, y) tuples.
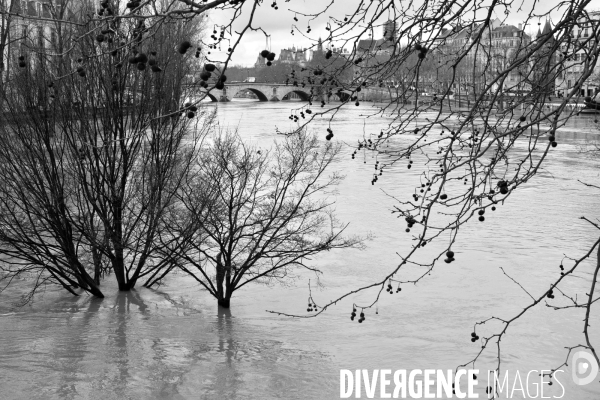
(194, 82), (390, 102)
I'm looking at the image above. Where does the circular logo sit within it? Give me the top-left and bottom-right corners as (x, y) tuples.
(572, 350), (599, 386)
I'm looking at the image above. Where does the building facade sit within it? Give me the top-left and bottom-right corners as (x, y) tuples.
(554, 11), (600, 97)
(278, 45), (313, 66)
(433, 18), (533, 95)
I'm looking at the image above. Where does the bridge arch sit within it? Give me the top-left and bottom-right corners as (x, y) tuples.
(229, 87), (269, 101)
(280, 88), (311, 101)
(335, 89), (352, 102)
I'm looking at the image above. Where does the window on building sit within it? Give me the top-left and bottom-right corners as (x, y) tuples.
(584, 28), (589, 37)
(37, 26), (44, 48)
(21, 24), (28, 39)
(36, 2), (42, 16)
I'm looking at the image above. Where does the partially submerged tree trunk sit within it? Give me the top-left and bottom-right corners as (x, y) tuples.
(216, 253), (232, 308)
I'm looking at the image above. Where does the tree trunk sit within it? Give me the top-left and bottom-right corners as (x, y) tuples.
(218, 297), (231, 308)
(92, 247), (102, 285)
(112, 251), (134, 291)
(216, 253), (232, 308)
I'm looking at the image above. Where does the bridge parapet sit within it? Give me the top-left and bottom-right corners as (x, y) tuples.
(193, 82), (390, 103)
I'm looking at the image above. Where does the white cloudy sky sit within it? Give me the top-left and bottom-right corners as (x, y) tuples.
(205, 0), (580, 67)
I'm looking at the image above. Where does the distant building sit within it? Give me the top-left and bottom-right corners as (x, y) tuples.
(530, 19), (558, 96)
(254, 53), (267, 68)
(357, 19), (397, 55)
(555, 11), (600, 97)
(278, 45), (313, 66)
(433, 18), (532, 94)
(2, 0), (79, 78)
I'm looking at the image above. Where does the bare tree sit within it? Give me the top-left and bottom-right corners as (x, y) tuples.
(167, 131), (364, 308)
(0, 0), (209, 300)
(0, 0), (598, 391)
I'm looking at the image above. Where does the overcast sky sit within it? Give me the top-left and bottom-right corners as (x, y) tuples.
(206, 0), (584, 67)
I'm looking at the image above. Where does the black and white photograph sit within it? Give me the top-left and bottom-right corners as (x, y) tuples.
(0, 0), (599, 399)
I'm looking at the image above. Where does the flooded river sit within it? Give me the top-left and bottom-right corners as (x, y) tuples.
(1, 100), (599, 399)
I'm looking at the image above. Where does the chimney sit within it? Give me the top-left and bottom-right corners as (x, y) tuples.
(518, 23), (522, 30)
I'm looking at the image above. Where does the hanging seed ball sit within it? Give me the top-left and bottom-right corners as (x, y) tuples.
(48, 81), (54, 88)
(215, 81), (225, 90)
(479, 216), (485, 222)
(204, 63), (216, 72)
(520, 116), (526, 122)
(440, 194), (447, 200)
(260, 49), (270, 58)
(446, 250), (454, 258)
(78, 70), (86, 77)
(110, 49), (118, 57)
(219, 75), (227, 82)
(187, 111), (195, 118)
(200, 71), (211, 81)
(137, 53), (148, 63)
(267, 53), (276, 61)
(548, 135), (555, 142)
(177, 41), (192, 54)
(19, 61), (26, 68)
(266, 61), (272, 66)
(137, 62), (146, 71)
(491, 206), (496, 211)
(96, 34), (105, 43)
(190, 105), (198, 112)
(551, 141), (557, 147)
(151, 65), (162, 73)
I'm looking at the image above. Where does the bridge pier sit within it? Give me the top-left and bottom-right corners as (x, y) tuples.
(270, 96), (280, 101)
(219, 96), (230, 102)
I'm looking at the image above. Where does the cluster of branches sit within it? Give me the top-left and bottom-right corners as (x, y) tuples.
(0, 1), (362, 309)
(162, 131), (364, 307)
(0, 0), (599, 392)
(0, 0), (208, 299)
(179, 0), (600, 391)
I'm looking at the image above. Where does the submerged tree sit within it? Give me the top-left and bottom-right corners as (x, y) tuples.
(168, 131), (364, 308)
(0, 0), (208, 299)
(0, 0), (599, 390)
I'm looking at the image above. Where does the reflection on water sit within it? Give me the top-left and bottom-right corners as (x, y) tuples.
(0, 102), (599, 399)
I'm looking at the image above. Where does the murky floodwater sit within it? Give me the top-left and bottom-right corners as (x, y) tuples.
(1, 100), (599, 399)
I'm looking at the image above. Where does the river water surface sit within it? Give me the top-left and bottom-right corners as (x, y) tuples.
(1, 100), (599, 400)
